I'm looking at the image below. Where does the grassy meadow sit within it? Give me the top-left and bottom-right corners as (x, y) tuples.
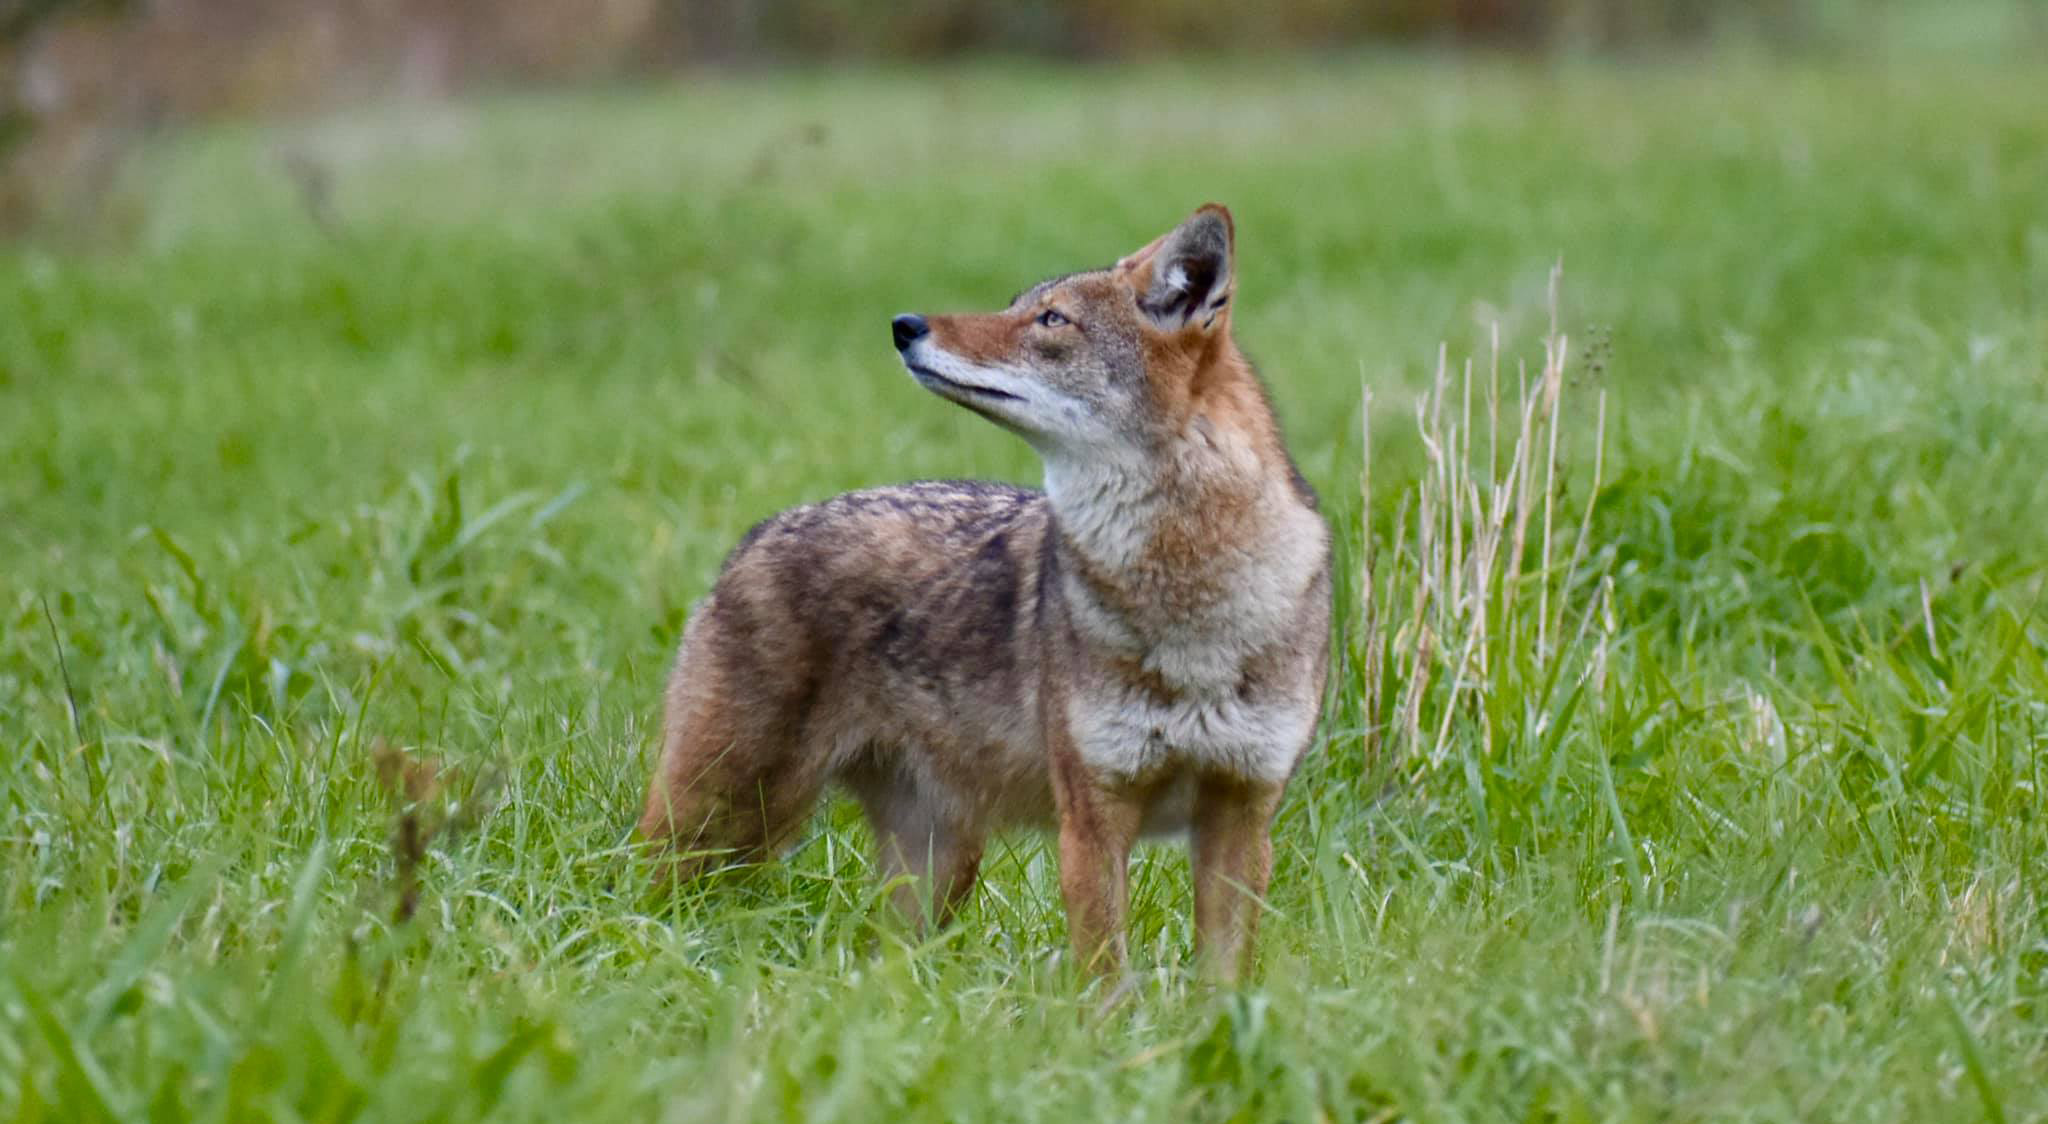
(3, 56), (2047, 1121)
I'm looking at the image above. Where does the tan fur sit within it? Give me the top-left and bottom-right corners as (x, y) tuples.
(639, 205), (1331, 981)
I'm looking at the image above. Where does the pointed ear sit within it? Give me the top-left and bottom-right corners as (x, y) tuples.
(1118, 204), (1235, 333)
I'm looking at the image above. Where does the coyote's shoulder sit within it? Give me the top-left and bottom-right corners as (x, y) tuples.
(641, 204), (1332, 982)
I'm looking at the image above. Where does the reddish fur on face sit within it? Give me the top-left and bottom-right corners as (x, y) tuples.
(925, 310), (1031, 366)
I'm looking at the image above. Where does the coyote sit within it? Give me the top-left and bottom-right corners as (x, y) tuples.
(638, 205), (1331, 980)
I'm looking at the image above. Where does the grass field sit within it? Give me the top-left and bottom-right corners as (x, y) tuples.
(4, 56), (2047, 1121)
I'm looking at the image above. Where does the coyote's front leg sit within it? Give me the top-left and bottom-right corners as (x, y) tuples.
(1191, 774), (1285, 983)
(1049, 737), (1143, 977)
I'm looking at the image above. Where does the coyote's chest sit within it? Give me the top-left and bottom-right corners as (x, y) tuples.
(1053, 473), (1329, 785)
(1068, 672), (1321, 785)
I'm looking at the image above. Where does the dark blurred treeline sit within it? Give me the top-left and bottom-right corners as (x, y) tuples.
(2, 0), (2041, 231)
(673, 0), (1802, 59)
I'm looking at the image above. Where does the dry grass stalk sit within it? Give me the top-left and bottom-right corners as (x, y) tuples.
(1358, 269), (1612, 771)
(371, 737), (499, 923)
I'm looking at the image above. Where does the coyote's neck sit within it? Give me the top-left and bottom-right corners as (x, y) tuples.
(1041, 400), (1315, 648)
(1042, 446), (1172, 577)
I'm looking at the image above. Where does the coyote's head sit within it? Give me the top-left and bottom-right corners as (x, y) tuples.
(892, 205), (1247, 459)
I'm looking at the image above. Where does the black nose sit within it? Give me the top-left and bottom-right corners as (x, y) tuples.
(891, 313), (928, 351)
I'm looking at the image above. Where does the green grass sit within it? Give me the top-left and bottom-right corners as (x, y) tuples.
(4, 55), (2047, 1121)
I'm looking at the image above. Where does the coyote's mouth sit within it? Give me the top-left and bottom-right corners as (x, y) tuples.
(907, 364), (1023, 403)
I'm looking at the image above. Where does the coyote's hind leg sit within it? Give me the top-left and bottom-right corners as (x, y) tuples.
(846, 765), (986, 929)
(636, 611), (827, 888)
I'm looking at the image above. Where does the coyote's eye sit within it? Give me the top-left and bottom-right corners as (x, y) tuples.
(1036, 309), (1069, 328)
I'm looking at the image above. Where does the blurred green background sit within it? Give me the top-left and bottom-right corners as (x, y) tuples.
(5, 0), (2044, 230)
